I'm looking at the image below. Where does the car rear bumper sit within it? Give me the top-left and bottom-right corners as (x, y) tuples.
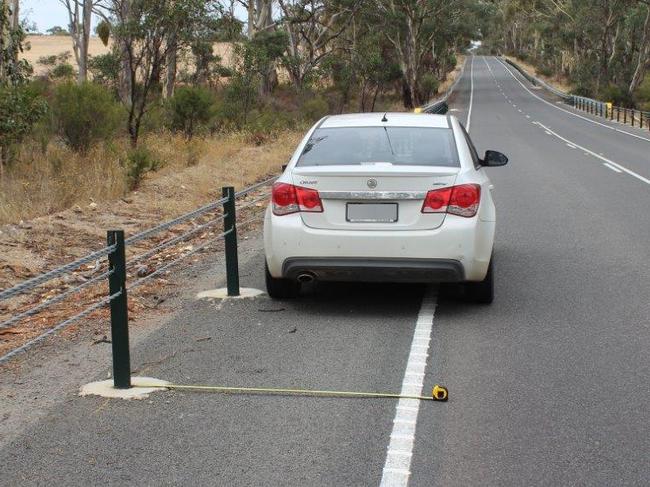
(282, 258), (464, 283)
(264, 210), (494, 282)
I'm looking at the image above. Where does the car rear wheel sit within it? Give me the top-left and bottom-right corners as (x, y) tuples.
(465, 259), (494, 304)
(265, 262), (299, 299)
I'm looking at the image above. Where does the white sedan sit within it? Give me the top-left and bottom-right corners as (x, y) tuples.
(263, 112), (508, 302)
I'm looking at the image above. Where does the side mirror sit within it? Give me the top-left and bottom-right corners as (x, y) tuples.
(481, 150), (508, 167)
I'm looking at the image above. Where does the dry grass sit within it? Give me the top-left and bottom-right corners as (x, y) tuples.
(21, 35), (235, 76)
(0, 130), (302, 226)
(0, 142), (128, 224)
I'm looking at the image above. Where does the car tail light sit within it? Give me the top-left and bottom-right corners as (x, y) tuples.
(272, 183), (323, 215)
(422, 184), (480, 217)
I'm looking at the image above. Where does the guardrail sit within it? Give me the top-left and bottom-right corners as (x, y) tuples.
(502, 57), (650, 130)
(503, 58), (572, 101)
(0, 176), (277, 366)
(572, 95), (650, 130)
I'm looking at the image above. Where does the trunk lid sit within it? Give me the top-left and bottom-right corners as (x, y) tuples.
(291, 164), (458, 230)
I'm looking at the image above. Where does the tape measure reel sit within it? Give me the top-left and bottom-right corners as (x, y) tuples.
(432, 384), (448, 401)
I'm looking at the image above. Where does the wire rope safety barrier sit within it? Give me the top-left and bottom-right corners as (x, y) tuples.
(0, 177), (276, 369)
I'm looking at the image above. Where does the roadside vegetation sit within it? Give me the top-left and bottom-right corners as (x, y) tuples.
(481, 0), (650, 110)
(0, 0), (479, 225)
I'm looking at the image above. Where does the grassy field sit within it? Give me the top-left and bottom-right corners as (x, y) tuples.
(21, 35), (235, 76)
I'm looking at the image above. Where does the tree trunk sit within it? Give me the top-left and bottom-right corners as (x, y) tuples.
(77, 0), (92, 83)
(0, 1), (6, 84)
(401, 79), (413, 109)
(253, 0), (276, 96)
(163, 34), (177, 99)
(10, 0), (18, 30)
(629, 5), (650, 95)
(117, 1), (133, 106)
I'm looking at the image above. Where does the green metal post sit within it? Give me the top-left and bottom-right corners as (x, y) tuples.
(222, 186), (240, 297)
(107, 230), (131, 389)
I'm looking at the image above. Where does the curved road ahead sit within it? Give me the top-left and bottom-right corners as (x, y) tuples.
(1, 57), (648, 486)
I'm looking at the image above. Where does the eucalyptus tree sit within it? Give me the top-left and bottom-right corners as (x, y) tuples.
(98, 0), (217, 146)
(59, 0), (94, 83)
(278, 0), (360, 90)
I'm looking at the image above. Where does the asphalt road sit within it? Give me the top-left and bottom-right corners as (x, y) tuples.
(1, 56), (648, 486)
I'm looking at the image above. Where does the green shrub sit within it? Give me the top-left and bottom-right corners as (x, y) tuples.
(125, 146), (161, 189)
(51, 82), (122, 153)
(419, 73), (440, 102)
(51, 63), (75, 80)
(0, 86), (48, 166)
(141, 102), (166, 133)
(300, 96), (329, 121)
(88, 52), (120, 86)
(166, 86), (216, 139)
(599, 84), (634, 107)
(217, 76), (259, 129)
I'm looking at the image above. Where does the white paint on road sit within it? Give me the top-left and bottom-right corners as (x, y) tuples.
(466, 56), (475, 132)
(534, 122), (650, 186)
(493, 57), (650, 144)
(603, 163), (623, 173)
(379, 288), (437, 487)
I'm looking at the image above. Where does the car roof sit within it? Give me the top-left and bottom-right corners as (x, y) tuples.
(319, 112), (451, 129)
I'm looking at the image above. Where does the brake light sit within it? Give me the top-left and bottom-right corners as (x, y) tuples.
(272, 183), (323, 215)
(421, 184), (480, 217)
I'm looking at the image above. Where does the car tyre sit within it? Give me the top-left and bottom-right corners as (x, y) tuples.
(265, 262), (299, 299)
(465, 259), (494, 304)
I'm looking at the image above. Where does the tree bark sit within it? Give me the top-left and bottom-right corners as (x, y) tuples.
(117, 0), (133, 106)
(78, 0), (92, 83)
(163, 34), (177, 99)
(629, 5), (650, 95)
(10, 0), (18, 29)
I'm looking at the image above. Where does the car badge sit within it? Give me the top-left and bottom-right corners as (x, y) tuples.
(367, 178), (378, 189)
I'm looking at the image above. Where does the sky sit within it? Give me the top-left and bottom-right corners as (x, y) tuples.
(21, 0), (71, 32)
(21, 0), (248, 34)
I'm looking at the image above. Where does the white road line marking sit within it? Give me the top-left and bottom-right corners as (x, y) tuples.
(397, 405), (420, 411)
(603, 162), (623, 173)
(534, 121), (650, 185)
(388, 450), (413, 457)
(526, 115), (531, 119)
(380, 288), (437, 487)
(566, 143), (577, 149)
(393, 418), (417, 425)
(383, 468), (410, 475)
(466, 55), (475, 132)
(493, 57), (650, 143)
(390, 434), (413, 440)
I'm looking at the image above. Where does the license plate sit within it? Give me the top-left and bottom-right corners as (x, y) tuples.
(346, 203), (398, 223)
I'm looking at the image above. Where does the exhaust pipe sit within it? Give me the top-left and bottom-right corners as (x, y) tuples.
(297, 272), (316, 283)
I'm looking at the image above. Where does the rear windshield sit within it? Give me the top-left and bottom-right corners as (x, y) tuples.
(297, 127), (459, 167)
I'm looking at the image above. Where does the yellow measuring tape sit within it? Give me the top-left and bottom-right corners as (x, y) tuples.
(135, 383), (449, 402)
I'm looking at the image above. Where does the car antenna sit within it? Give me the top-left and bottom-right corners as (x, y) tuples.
(381, 112), (388, 122)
